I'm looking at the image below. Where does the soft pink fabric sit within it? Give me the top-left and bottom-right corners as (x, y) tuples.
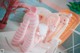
(43, 13), (60, 42)
(11, 7), (38, 47)
(44, 13), (71, 42)
(12, 7), (39, 53)
(21, 10), (39, 53)
(54, 13), (71, 38)
(11, 21), (30, 46)
(11, 7), (71, 53)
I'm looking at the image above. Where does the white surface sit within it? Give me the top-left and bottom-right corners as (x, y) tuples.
(0, 20), (19, 32)
(0, 31), (51, 53)
(0, 20), (67, 53)
(39, 23), (48, 36)
(0, 31), (67, 53)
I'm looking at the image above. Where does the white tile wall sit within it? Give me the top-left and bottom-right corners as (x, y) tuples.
(45, 0), (68, 9)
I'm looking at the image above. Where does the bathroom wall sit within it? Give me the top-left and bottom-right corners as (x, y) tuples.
(50, 0), (68, 9)
(0, 7), (6, 20)
(0, 0), (57, 22)
(0, 0), (69, 22)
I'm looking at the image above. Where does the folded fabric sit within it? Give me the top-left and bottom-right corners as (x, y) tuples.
(46, 13), (72, 42)
(11, 7), (72, 53)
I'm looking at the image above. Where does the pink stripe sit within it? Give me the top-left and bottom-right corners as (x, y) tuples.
(12, 21), (30, 46)
(12, 7), (39, 52)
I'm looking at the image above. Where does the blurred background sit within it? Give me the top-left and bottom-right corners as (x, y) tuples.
(0, 0), (80, 53)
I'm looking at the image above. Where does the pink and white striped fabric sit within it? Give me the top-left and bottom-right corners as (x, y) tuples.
(11, 7), (72, 53)
(11, 20), (30, 46)
(11, 7), (39, 53)
(21, 8), (39, 53)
